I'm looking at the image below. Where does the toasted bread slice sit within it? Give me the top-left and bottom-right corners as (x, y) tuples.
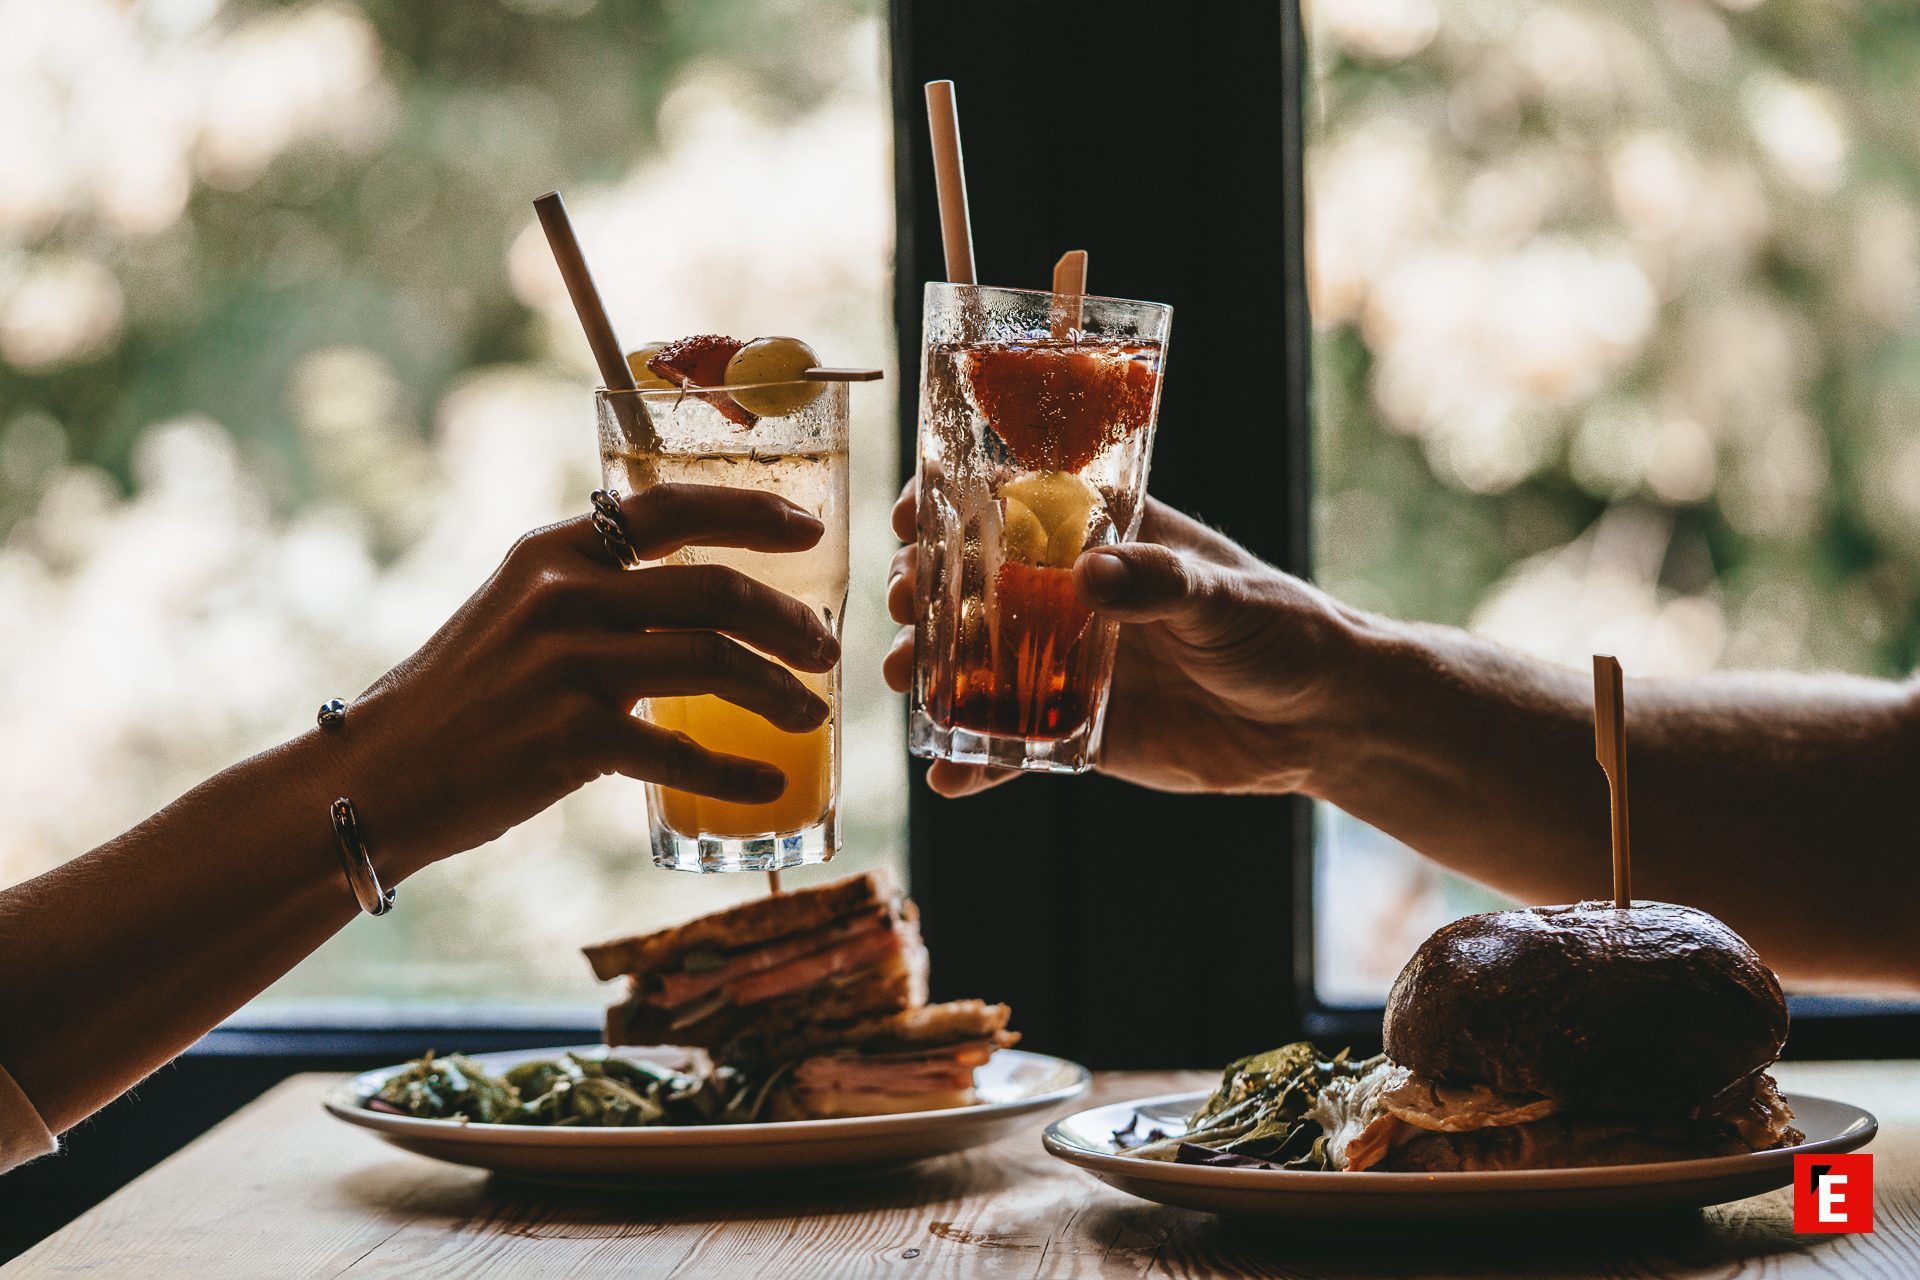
(604, 918), (930, 1058)
(763, 1001), (1020, 1120)
(582, 870), (902, 982)
(767, 1086), (979, 1121)
(760, 999), (1018, 1065)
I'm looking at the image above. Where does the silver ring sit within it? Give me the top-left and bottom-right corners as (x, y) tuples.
(590, 489), (642, 569)
(317, 698), (348, 730)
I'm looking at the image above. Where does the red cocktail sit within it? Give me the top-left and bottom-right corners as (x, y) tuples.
(911, 285), (1170, 773)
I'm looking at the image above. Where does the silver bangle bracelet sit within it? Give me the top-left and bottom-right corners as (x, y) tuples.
(317, 697), (395, 917)
(330, 797), (395, 917)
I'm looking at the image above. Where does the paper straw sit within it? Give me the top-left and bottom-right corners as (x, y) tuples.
(532, 191), (658, 450)
(924, 81), (977, 285)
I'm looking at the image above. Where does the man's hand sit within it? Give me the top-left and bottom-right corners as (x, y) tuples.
(883, 480), (1356, 798)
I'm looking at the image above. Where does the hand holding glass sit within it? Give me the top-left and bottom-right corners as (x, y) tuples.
(910, 283), (1171, 774)
(598, 381), (849, 871)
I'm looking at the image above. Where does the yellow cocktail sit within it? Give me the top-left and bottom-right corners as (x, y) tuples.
(648, 678), (834, 838)
(598, 378), (849, 872)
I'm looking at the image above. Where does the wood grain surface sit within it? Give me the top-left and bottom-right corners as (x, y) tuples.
(12, 1061), (1916, 1278)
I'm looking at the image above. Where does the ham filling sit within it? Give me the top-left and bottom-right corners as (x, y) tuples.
(1319, 1063), (1798, 1172)
(1310, 1062), (1561, 1171)
(1380, 1073), (1560, 1133)
(644, 912), (902, 1016)
(1701, 1072), (1800, 1150)
(1302, 1060), (1410, 1172)
(792, 1040), (996, 1097)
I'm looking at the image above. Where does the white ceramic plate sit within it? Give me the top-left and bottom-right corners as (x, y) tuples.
(326, 1044), (1089, 1187)
(1043, 1090), (1876, 1222)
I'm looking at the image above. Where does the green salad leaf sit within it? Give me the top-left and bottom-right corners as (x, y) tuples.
(370, 1052), (519, 1124)
(368, 1049), (792, 1128)
(1117, 1041), (1381, 1171)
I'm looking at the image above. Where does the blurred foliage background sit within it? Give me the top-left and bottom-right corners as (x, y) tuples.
(3, 0), (1912, 1014)
(0, 0), (897, 1013)
(1311, 0), (1920, 1001)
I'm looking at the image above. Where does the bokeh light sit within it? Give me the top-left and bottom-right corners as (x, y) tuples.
(1311, 0), (1920, 1002)
(0, 0), (896, 1013)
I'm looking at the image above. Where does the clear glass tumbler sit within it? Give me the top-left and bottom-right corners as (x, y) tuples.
(597, 381), (848, 871)
(909, 283), (1172, 773)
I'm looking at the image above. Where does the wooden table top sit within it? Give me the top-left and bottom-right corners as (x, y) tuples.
(13, 1060), (1916, 1278)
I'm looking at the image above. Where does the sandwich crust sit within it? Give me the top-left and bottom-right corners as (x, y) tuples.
(763, 1002), (1020, 1121)
(767, 1086), (979, 1121)
(583, 870), (902, 981)
(1383, 901), (1787, 1111)
(757, 999), (1016, 1064)
(606, 919), (929, 1055)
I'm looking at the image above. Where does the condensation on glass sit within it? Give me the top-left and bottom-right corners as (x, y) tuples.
(598, 382), (849, 873)
(909, 283), (1171, 775)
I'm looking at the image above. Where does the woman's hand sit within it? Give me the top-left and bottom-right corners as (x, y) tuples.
(336, 483), (839, 875)
(0, 481), (843, 1136)
(883, 480), (1357, 799)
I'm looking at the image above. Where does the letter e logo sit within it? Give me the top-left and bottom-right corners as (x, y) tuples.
(1794, 1153), (1873, 1233)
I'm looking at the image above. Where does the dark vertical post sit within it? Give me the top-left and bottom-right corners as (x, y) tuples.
(892, 0), (1312, 1067)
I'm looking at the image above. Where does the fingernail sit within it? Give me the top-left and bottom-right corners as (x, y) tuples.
(1081, 552), (1132, 604)
(749, 765), (786, 798)
(784, 506), (823, 532)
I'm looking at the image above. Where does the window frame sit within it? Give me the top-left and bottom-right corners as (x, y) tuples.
(1286, 4), (1920, 1058)
(891, 0), (1314, 1069)
(16, 0), (1916, 1255)
(107, 0), (1920, 1096)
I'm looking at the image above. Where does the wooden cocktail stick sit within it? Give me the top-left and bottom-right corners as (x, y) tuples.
(1592, 654), (1632, 908)
(924, 81), (977, 285)
(767, 870), (783, 896)
(1050, 250), (1087, 341)
(802, 367), (886, 382)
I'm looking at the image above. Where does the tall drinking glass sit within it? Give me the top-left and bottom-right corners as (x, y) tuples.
(910, 283), (1171, 773)
(597, 381), (849, 871)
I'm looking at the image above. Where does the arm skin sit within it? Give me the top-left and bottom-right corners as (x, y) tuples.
(1324, 613), (1920, 992)
(885, 486), (1920, 992)
(0, 484), (842, 1134)
(0, 735), (386, 1134)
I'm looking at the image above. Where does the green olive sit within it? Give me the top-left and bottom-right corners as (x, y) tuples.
(725, 336), (824, 417)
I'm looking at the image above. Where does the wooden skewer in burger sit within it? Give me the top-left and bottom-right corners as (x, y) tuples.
(1306, 656), (1805, 1173)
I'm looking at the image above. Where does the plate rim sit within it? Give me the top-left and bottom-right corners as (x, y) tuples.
(324, 1044), (1091, 1147)
(1042, 1089), (1879, 1193)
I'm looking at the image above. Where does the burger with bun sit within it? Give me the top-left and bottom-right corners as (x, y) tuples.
(1308, 900), (1803, 1172)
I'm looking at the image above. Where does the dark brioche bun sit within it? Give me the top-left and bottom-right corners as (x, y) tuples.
(1383, 901), (1788, 1111)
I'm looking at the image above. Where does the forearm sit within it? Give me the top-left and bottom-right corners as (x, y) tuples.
(1308, 612), (1920, 990)
(0, 486), (836, 1136)
(0, 729), (425, 1132)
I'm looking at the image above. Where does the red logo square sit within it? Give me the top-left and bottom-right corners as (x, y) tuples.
(1794, 1153), (1873, 1233)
